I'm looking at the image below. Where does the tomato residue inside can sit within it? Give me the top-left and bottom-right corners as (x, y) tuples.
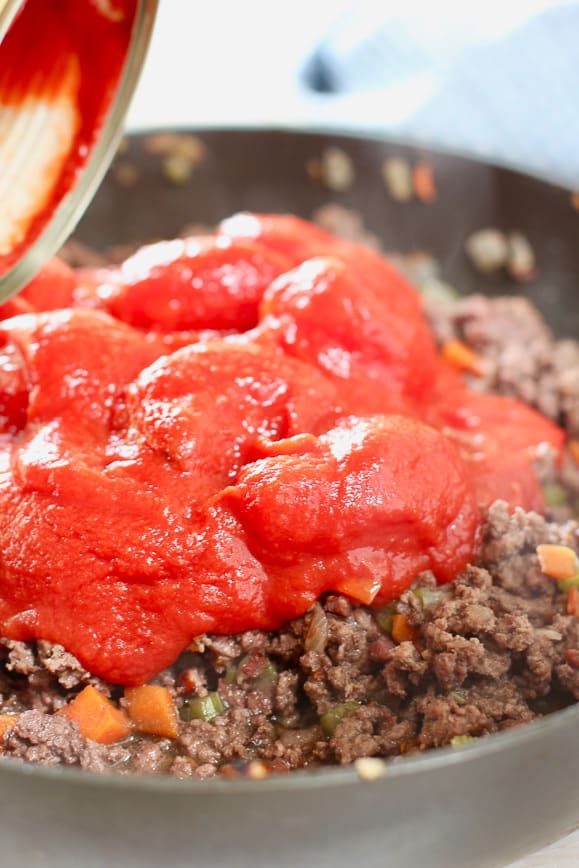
(0, 0), (137, 271)
(0, 214), (564, 684)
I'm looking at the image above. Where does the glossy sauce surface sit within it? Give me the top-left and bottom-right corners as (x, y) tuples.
(0, 215), (564, 684)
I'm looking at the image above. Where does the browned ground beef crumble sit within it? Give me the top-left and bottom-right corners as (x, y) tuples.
(2, 208), (579, 778)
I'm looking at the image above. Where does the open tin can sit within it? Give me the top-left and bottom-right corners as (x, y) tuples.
(0, 0), (158, 302)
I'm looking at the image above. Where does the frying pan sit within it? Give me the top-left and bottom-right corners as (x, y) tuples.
(2, 128), (579, 868)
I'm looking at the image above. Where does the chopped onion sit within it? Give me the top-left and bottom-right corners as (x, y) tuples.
(304, 603), (329, 653)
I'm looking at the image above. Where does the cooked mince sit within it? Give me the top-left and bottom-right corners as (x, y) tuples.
(0, 208), (578, 779)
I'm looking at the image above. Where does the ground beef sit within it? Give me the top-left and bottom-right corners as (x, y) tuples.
(3, 710), (127, 771)
(424, 292), (579, 438)
(1, 501), (578, 776)
(2, 210), (579, 778)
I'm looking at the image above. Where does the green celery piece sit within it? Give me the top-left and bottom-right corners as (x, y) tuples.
(180, 691), (225, 723)
(320, 701), (361, 736)
(450, 734), (478, 748)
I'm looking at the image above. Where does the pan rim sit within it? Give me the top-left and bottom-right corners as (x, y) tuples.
(123, 121), (573, 193)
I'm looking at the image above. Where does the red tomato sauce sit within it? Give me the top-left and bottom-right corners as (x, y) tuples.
(0, 215), (564, 684)
(0, 0), (137, 272)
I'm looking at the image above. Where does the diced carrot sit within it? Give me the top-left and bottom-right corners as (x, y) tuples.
(568, 439), (579, 465)
(60, 685), (131, 745)
(565, 649), (579, 669)
(413, 160), (437, 203)
(537, 544), (579, 581)
(0, 714), (16, 741)
(441, 339), (482, 376)
(124, 685), (179, 739)
(333, 575), (381, 605)
(391, 613), (419, 644)
(567, 586), (579, 616)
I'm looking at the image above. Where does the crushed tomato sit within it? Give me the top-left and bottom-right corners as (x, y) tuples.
(0, 214), (565, 684)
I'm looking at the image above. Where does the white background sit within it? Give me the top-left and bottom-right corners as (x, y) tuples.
(127, 0), (579, 187)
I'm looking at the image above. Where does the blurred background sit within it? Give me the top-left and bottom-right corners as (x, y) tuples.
(127, 0), (579, 189)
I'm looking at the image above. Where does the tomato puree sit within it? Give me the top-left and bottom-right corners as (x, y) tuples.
(0, 215), (564, 684)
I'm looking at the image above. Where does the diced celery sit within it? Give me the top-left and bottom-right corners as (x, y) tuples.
(413, 587), (443, 609)
(557, 574), (579, 593)
(450, 734), (478, 748)
(223, 663), (238, 685)
(542, 483), (568, 508)
(375, 604), (396, 634)
(320, 701), (361, 736)
(180, 691), (225, 723)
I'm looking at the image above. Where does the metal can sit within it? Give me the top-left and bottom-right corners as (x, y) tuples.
(0, 0), (158, 301)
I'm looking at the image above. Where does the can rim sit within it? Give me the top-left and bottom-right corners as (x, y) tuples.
(0, 0), (23, 43)
(0, 0), (159, 302)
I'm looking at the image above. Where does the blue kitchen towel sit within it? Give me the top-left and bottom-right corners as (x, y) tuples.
(303, 1), (579, 188)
